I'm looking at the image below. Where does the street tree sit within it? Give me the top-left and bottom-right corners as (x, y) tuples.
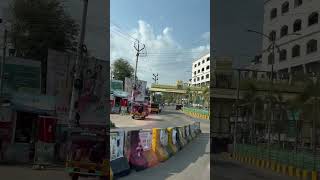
(112, 58), (134, 82)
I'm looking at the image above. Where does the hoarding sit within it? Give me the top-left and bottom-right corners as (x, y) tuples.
(110, 131), (124, 161)
(46, 49), (107, 124)
(0, 56), (41, 96)
(124, 77), (147, 102)
(139, 131), (152, 151)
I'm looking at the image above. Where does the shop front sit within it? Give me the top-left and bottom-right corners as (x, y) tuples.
(2, 93), (57, 164)
(111, 90), (129, 114)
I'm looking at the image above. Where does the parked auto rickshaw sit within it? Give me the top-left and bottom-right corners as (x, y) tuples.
(65, 128), (109, 180)
(131, 102), (148, 119)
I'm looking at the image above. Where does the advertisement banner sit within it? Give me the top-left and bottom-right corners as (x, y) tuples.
(172, 129), (177, 145)
(34, 141), (55, 165)
(124, 77), (147, 102)
(47, 49), (107, 124)
(0, 56), (41, 96)
(110, 131), (124, 161)
(160, 129), (168, 146)
(139, 131), (152, 151)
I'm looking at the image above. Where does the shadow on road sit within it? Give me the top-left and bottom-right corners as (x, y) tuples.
(120, 133), (210, 180)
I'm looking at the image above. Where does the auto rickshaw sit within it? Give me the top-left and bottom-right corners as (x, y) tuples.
(65, 128), (109, 180)
(131, 102), (148, 119)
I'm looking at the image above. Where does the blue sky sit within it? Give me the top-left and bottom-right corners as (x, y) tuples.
(111, 0), (210, 86)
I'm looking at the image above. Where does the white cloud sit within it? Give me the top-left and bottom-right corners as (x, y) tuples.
(111, 20), (209, 86)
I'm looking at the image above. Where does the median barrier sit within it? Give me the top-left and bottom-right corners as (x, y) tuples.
(110, 167), (113, 180)
(176, 126), (187, 149)
(138, 129), (159, 168)
(184, 125), (192, 142)
(167, 127), (178, 154)
(152, 128), (170, 162)
(110, 129), (131, 177)
(125, 130), (148, 171)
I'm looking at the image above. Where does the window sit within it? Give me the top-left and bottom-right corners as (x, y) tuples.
(308, 12), (319, 26)
(270, 8), (277, 19)
(268, 53), (274, 64)
(306, 39), (317, 54)
(206, 65), (210, 70)
(194, 71), (196, 75)
(206, 74), (209, 79)
(269, 31), (276, 41)
(202, 60), (205, 63)
(281, 2), (289, 14)
(202, 68), (204, 72)
(194, 64), (197, 67)
(294, 0), (302, 7)
(279, 49), (287, 61)
(197, 77), (200, 81)
(207, 57), (210, 61)
(292, 45), (300, 57)
(194, 78), (196, 82)
(198, 62), (200, 66)
(201, 76), (204, 80)
(293, 19), (302, 32)
(280, 25), (288, 37)
(198, 70), (200, 73)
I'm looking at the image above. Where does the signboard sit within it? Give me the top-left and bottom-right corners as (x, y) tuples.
(160, 129), (168, 146)
(11, 93), (56, 113)
(0, 56), (41, 96)
(111, 80), (123, 92)
(46, 49), (107, 124)
(124, 77), (147, 102)
(110, 131), (124, 161)
(34, 141), (55, 165)
(139, 131), (152, 151)
(172, 129), (177, 145)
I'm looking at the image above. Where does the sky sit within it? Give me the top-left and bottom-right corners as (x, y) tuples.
(0, 0), (107, 60)
(111, 0), (210, 86)
(213, 0), (264, 68)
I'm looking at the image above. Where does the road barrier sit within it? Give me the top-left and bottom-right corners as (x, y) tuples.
(233, 144), (320, 180)
(110, 129), (131, 177)
(139, 129), (159, 168)
(109, 122), (201, 178)
(167, 127), (179, 154)
(182, 107), (209, 120)
(125, 130), (149, 171)
(152, 128), (170, 162)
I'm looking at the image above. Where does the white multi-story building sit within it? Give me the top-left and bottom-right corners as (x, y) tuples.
(191, 53), (210, 86)
(250, 0), (320, 80)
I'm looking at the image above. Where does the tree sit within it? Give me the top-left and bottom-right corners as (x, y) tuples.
(201, 86), (209, 107)
(10, 0), (79, 59)
(9, 0), (79, 92)
(112, 58), (134, 82)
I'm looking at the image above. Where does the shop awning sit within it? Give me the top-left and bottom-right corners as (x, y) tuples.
(10, 92), (56, 115)
(112, 90), (129, 98)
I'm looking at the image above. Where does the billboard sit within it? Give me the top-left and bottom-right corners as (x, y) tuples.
(0, 56), (41, 96)
(111, 80), (123, 92)
(46, 49), (107, 124)
(124, 77), (147, 102)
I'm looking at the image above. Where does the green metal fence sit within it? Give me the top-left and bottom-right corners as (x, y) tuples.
(182, 107), (209, 116)
(235, 144), (320, 171)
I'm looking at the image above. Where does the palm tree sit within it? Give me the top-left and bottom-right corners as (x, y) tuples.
(201, 86), (209, 108)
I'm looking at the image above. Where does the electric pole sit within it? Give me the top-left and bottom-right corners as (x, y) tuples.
(0, 28), (7, 99)
(68, 0), (88, 127)
(130, 40), (145, 110)
(152, 73), (158, 84)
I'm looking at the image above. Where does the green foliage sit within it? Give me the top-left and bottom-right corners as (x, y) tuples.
(9, 0), (79, 60)
(112, 58), (134, 82)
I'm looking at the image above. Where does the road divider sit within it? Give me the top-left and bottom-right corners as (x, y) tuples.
(182, 107), (209, 120)
(110, 122), (201, 178)
(110, 129), (131, 177)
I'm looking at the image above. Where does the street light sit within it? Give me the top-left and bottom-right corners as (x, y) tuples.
(246, 29), (300, 82)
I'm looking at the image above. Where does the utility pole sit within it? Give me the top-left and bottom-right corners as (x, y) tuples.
(68, 0), (88, 127)
(152, 73), (158, 84)
(130, 40), (145, 110)
(0, 28), (7, 98)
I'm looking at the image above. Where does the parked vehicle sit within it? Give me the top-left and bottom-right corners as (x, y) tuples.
(131, 103), (148, 119)
(176, 104), (183, 110)
(150, 103), (160, 114)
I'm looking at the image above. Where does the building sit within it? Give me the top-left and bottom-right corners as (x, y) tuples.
(250, 0), (320, 81)
(191, 53), (210, 86)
